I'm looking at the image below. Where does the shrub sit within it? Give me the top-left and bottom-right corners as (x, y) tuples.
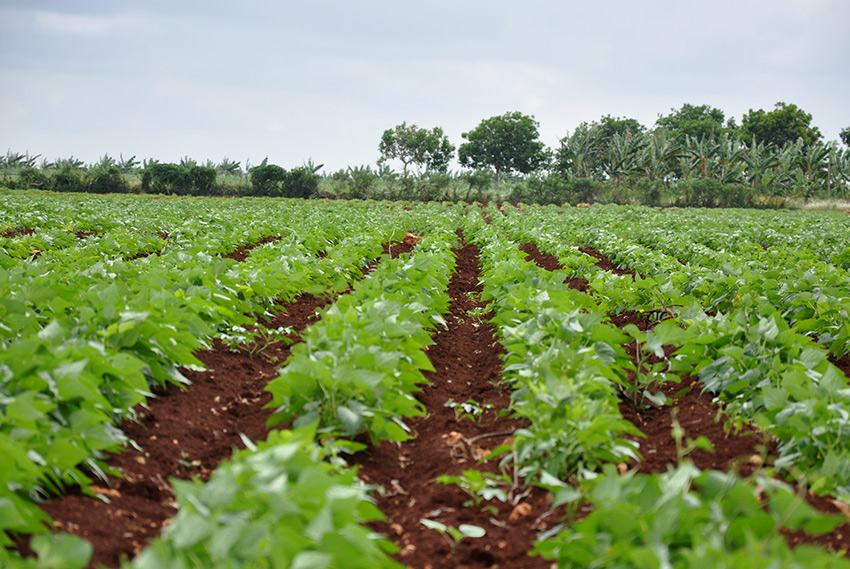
(188, 166), (217, 196)
(250, 164), (286, 196)
(86, 166), (128, 194)
(15, 168), (50, 190)
(145, 163), (190, 195)
(51, 167), (86, 193)
(675, 178), (754, 208)
(281, 166), (320, 198)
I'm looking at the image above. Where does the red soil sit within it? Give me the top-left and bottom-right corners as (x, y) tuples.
(352, 239), (553, 569)
(0, 228), (35, 238)
(13, 234), (850, 567)
(522, 240), (850, 557)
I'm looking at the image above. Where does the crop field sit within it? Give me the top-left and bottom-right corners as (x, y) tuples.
(3, 189), (850, 568)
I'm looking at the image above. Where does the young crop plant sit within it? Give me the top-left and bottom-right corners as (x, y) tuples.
(217, 324), (293, 359)
(534, 463), (849, 569)
(419, 519), (486, 556)
(619, 323), (676, 410)
(265, 236), (456, 443)
(443, 399), (493, 424)
(436, 469), (510, 511)
(128, 425), (403, 569)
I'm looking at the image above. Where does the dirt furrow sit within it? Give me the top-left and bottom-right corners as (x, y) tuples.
(29, 293), (331, 568)
(521, 240), (850, 556)
(353, 237), (552, 569)
(22, 239), (415, 568)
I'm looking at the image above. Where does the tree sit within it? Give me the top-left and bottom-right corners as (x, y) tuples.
(378, 122), (455, 177)
(595, 114), (646, 141)
(740, 102), (822, 149)
(655, 103), (731, 142)
(458, 111), (548, 191)
(840, 127), (850, 147)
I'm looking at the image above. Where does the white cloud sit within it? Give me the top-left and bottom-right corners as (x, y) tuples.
(33, 11), (146, 36)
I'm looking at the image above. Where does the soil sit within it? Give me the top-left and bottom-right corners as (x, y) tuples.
(521, 240), (850, 557)
(28, 292), (334, 568)
(12, 234), (850, 567)
(578, 245), (635, 276)
(1, 228), (35, 238)
(351, 238), (553, 569)
(221, 235), (282, 262)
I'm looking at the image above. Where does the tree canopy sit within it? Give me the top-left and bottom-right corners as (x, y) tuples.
(655, 103), (731, 141)
(378, 122), (455, 177)
(458, 111), (548, 191)
(740, 102), (822, 149)
(840, 126), (850, 147)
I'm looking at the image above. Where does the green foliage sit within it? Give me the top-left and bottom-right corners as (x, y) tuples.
(535, 463), (849, 569)
(436, 469), (509, 507)
(50, 167), (86, 193)
(266, 236), (456, 443)
(188, 165), (217, 196)
(841, 126), (850, 147)
(655, 103), (731, 142)
(741, 101), (823, 149)
(460, 168), (493, 201)
(476, 233), (642, 480)
(619, 323), (673, 409)
(514, 175), (611, 205)
(459, 111), (549, 191)
(85, 166), (129, 194)
(145, 163), (189, 195)
(250, 164), (287, 196)
(675, 178), (754, 208)
(378, 122), (455, 177)
(249, 164), (318, 198)
(346, 165), (378, 199)
(129, 425), (402, 569)
(282, 165), (320, 198)
(0, 192), (404, 553)
(592, 114), (646, 141)
(420, 519), (486, 555)
(15, 168), (50, 190)
(443, 399), (492, 424)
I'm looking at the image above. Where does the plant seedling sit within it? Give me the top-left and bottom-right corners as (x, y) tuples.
(218, 324), (292, 358)
(436, 469), (509, 510)
(420, 519), (486, 555)
(621, 324), (674, 409)
(443, 399), (493, 424)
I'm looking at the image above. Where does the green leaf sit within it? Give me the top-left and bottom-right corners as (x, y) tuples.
(31, 533), (93, 569)
(458, 524), (486, 538)
(337, 405), (363, 435)
(291, 551), (332, 569)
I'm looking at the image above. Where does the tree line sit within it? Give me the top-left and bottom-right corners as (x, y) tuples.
(3, 102), (849, 207)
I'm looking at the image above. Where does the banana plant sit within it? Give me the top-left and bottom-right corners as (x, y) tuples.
(557, 125), (604, 179)
(601, 131), (646, 183)
(641, 129), (682, 182)
(742, 138), (778, 190)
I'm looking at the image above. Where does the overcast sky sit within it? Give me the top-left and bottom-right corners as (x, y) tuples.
(1, 0), (848, 173)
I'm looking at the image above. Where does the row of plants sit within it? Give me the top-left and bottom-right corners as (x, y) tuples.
(491, 205), (850, 498)
(466, 208), (850, 566)
(0, 161), (321, 198)
(265, 226), (458, 445)
(503, 205), (850, 357)
(1, 196), (438, 564)
(468, 214), (643, 481)
(474, 208), (850, 566)
(3, 196), (850, 566)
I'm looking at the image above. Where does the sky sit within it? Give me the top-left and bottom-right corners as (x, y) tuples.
(1, 0), (848, 174)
